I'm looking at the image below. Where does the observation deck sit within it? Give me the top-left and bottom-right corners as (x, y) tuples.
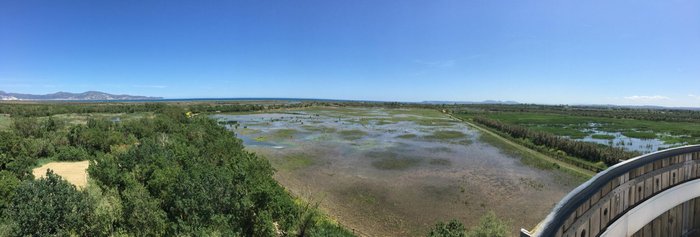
(521, 145), (700, 237)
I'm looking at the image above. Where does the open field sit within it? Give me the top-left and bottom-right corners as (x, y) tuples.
(49, 112), (155, 125)
(477, 112), (700, 153)
(32, 161), (89, 188)
(214, 107), (580, 236)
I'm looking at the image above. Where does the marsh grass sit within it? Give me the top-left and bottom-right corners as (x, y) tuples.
(302, 125), (337, 133)
(396, 134), (417, 139)
(591, 134), (616, 140)
(364, 150), (423, 170)
(339, 129), (367, 140)
(480, 112), (700, 144)
(429, 158), (452, 166)
(371, 157), (421, 170)
(376, 120), (394, 125)
(275, 153), (315, 171)
(622, 131), (657, 139)
(426, 146), (452, 153)
(237, 128), (260, 135)
(337, 184), (386, 207)
(254, 136), (267, 142)
(270, 128), (298, 139)
(221, 108), (581, 236)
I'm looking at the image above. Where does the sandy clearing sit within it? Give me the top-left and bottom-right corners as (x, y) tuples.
(32, 161), (90, 188)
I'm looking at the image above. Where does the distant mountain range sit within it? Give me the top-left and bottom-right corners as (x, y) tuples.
(0, 91), (162, 101)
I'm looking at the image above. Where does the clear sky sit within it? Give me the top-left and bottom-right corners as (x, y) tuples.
(1, 0), (698, 106)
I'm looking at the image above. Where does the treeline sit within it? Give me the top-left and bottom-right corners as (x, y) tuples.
(0, 106), (353, 236)
(452, 104), (700, 123)
(0, 102), (313, 117)
(473, 116), (639, 167)
(0, 103), (167, 117)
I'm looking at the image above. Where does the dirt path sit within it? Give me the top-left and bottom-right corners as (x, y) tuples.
(32, 161), (89, 188)
(447, 114), (595, 178)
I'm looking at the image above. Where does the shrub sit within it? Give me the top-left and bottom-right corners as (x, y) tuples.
(429, 220), (466, 237)
(54, 146), (90, 161)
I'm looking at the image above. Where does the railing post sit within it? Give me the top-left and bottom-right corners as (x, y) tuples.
(520, 228), (532, 237)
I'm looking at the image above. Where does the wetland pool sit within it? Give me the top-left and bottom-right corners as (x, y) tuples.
(213, 107), (579, 236)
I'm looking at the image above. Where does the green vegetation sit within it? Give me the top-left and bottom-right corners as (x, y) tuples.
(271, 128), (299, 139)
(53, 146), (91, 161)
(0, 104), (353, 236)
(427, 146), (452, 153)
(464, 110), (700, 145)
(468, 116), (634, 169)
(428, 220), (466, 237)
(428, 212), (508, 237)
(449, 105), (700, 172)
(445, 103), (700, 177)
(429, 158), (452, 166)
(477, 131), (558, 170)
(397, 133), (417, 139)
(0, 115), (10, 130)
(6, 170), (89, 236)
(302, 125), (337, 133)
(372, 156), (421, 170)
(275, 153), (316, 171)
(591, 134), (615, 140)
(452, 103), (700, 123)
(364, 150), (424, 170)
(5, 101), (698, 236)
(466, 119), (594, 180)
(339, 129), (367, 140)
(622, 131), (657, 139)
(0, 102), (310, 117)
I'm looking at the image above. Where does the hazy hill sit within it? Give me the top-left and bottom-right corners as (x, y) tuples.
(0, 91), (162, 101)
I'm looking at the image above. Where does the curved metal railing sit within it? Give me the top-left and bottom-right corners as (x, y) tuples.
(522, 145), (700, 237)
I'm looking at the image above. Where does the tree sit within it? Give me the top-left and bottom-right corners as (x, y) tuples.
(6, 170), (89, 236)
(84, 181), (124, 236)
(466, 211), (508, 237)
(2, 105), (354, 236)
(54, 145), (90, 161)
(0, 171), (20, 210)
(12, 117), (42, 138)
(120, 176), (167, 236)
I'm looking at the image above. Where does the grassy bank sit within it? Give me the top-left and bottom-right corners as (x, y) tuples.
(448, 114), (594, 180)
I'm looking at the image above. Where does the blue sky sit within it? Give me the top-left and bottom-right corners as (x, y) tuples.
(1, 0), (699, 106)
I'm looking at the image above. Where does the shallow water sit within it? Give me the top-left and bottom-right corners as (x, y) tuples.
(213, 108), (577, 236)
(575, 128), (684, 154)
